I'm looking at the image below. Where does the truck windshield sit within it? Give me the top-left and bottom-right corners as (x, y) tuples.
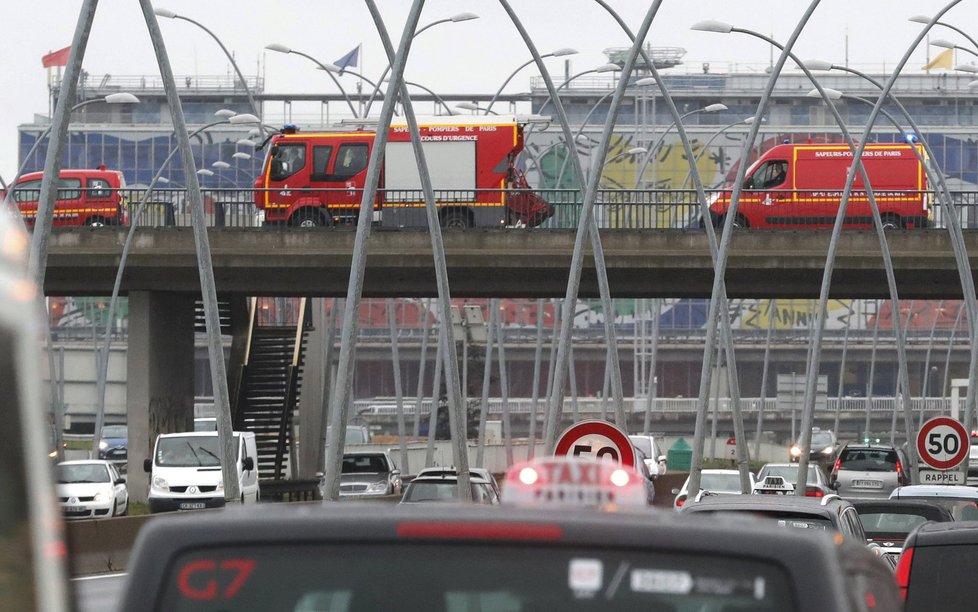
(156, 435), (238, 467)
(155, 544), (794, 611)
(269, 144), (306, 181)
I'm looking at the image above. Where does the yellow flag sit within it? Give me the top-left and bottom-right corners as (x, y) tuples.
(923, 48), (953, 71)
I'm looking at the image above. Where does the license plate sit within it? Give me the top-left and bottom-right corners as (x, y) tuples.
(853, 479), (882, 489)
(178, 502), (206, 510)
(63, 506), (84, 513)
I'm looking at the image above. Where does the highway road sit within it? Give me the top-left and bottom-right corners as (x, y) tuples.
(72, 573), (125, 612)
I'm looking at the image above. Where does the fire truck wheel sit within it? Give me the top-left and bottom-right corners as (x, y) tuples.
(85, 216), (109, 227)
(880, 214), (903, 230)
(441, 209), (471, 229)
(292, 209), (328, 228)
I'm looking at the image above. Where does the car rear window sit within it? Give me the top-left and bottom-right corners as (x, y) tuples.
(898, 497), (978, 521)
(858, 512), (928, 536)
(691, 509), (833, 531)
(906, 544), (978, 610)
(838, 448), (898, 471)
(154, 543), (796, 611)
(700, 474), (742, 492)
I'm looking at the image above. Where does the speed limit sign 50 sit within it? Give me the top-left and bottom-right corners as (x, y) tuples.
(916, 416), (970, 471)
(554, 420), (636, 467)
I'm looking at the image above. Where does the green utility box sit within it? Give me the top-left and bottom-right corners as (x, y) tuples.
(667, 438), (693, 472)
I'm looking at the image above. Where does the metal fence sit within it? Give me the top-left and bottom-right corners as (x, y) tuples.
(12, 187), (978, 230)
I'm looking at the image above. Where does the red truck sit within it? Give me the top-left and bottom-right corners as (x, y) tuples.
(707, 143), (930, 229)
(254, 115), (552, 228)
(5, 167), (127, 227)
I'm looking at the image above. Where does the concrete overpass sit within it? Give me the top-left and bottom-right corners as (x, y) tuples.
(44, 227), (978, 299)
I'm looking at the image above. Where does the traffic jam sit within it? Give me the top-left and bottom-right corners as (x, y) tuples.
(115, 417), (978, 612)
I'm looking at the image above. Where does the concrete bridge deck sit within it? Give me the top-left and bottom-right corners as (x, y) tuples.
(44, 227), (978, 298)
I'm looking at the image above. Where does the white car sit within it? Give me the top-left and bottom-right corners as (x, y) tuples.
(889, 485), (978, 521)
(56, 460), (128, 519)
(672, 468), (755, 511)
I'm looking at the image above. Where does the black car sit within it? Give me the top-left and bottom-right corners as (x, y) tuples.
(121, 503), (899, 611)
(852, 499), (955, 568)
(682, 493), (868, 542)
(789, 428), (838, 467)
(96, 424), (128, 463)
(898, 520), (978, 609)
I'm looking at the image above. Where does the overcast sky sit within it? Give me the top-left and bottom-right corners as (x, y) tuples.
(2, 0), (972, 180)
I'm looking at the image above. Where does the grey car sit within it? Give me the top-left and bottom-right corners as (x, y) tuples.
(830, 444), (910, 500)
(332, 452), (402, 497)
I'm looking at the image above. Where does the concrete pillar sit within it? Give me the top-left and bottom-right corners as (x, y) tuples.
(225, 296), (251, 422)
(298, 298), (327, 479)
(126, 291), (195, 503)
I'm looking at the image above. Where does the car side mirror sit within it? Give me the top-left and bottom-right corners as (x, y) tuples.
(115, 477), (126, 485)
(671, 488), (681, 495)
(243, 456), (255, 472)
(391, 469), (401, 477)
(658, 455), (667, 464)
(829, 480), (841, 491)
(143, 458), (152, 473)
(743, 176), (754, 190)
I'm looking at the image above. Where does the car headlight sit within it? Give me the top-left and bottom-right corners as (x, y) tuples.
(93, 489), (112, 502)
(367, 481), (388, 493)
(99, 440), (108, 450)
(153, 476), (169, 492)
(789, 446), (802, 457)
(216, 480), (224, 491)
(821, 446), (834, 455)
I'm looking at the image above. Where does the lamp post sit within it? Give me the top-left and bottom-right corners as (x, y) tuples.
(385, 77), (455, 115)
(5, 93), (140, 218)
(455, 101), (498, 115)
(90, 112), (260, 463)
(534, 63), (621, 117)
(155, 8), (264, 139)
(910, 14), (978, 51)
(265, 43), (359, 117)
(362, 12), (480, 116)
(484, 48), (579, 115)
(931, 38), (978, 59)
(632, 101), (728, 189)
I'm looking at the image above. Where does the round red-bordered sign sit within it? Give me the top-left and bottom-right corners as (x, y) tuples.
(554, 420), (635, 468)
(917, 416), (970, 470)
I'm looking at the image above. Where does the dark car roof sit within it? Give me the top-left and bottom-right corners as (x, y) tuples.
(905, 520), (978, 547)
(122, 503), (887, 612)
(851, 499), (955, 522)
(681, 494), (847, 520)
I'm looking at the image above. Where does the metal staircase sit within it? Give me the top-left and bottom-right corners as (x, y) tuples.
(233, 298), (310, 480)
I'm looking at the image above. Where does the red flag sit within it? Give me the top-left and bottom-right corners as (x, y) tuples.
(41, 46), (71, 68)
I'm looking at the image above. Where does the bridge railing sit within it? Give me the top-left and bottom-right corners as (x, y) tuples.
(14, 187), (978, 230)
(353, 396), (952, 416)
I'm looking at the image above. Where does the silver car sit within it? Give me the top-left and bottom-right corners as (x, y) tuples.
(333, 452), (402, 497)
(831, 444), (910, 499)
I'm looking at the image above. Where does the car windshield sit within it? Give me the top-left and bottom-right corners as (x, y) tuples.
(758, 466), (817, 485)
(699, 474), (742, 492)
(811, 432), (834, 446)
(156, 436), (237, 467)
(839, 448), (898, 472)
(57, 463), (110, 484)
(897, 497), (978, 521)
(155, 544), (795, 612)
(858, 512), (929, 536)
(342, 455), (389, 474)
(629, 437), (655, 457)
(101, 425), (127, 439)
(403, 481), (495, 504)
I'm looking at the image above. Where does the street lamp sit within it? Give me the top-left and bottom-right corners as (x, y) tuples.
(155, 7), (265, 138)
(484, 48), (579, 115)
(535, 63), (621, 117)
(265, 43), (359, 117)
(932, 38), (978, 60)
(5, 93), (141, 220)
(232, 152), (252, 161)
(363, 13), (480, 116)
(909, 15), (978, 52)
(455, 101), (498, 115)
(633, 102), (728, 189)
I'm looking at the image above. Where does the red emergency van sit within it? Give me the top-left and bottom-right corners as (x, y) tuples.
(253, 115), (552, 228)
(707, 143), (930, 229)
(6, 167), (127, 227)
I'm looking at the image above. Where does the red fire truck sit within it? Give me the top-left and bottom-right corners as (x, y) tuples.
(707, 142), (930, 229)
(253, 115), (552, 228)
(5, 166), (127, 227)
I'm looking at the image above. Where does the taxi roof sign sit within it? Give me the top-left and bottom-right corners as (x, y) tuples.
(502, 456), (647, 508)
(753, 475), (795, 495)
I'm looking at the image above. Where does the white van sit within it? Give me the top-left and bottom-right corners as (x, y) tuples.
(143, 431), (260, 513)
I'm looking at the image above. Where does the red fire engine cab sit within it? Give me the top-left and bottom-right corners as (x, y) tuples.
(254, 115), (552, 229)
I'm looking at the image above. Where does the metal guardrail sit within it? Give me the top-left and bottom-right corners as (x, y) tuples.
(14, 187), (978, 230)
(353, 396), (952, 416)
